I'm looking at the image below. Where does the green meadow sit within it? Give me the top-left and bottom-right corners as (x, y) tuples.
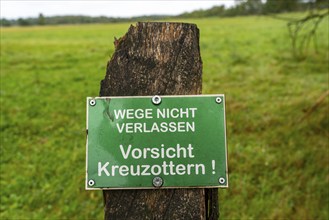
(1, 13), (328, 219)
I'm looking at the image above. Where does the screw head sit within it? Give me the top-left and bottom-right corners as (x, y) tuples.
(219, 177), (226, 184)
(88, 179), (95, 186)
(215, 97), (222, 104)
(152, 177), (163, 187)
(152, 95), (162, 105)
(89, 99), (96, 106)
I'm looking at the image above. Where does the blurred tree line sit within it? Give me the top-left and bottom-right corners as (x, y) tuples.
(178, 0), (327, 18)
(0, 0), (327, 27)
(0, 13), (170, 27)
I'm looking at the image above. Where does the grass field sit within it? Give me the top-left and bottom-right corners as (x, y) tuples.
(1, 13), (328, 219)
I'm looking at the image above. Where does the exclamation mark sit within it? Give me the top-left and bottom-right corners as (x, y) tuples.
(212, 160), (215, 174)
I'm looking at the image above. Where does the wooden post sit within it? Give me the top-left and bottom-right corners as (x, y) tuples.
(100, 22), (218, 220)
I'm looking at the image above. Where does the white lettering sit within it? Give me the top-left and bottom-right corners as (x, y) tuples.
(114, 109), (126, 120)
(141, 165), (151, 175)
(98, 162), (110, 176)
(96, 161), (206, 177)
(116, 123), (125, 133)
(120, 144), (131, 159)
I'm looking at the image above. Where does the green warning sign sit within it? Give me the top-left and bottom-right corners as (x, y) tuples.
(86, 95), (228, 189)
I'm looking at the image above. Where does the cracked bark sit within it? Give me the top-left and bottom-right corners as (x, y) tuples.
(100, 22), (218, 220)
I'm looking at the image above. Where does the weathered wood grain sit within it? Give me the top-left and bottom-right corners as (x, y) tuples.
(100, 22), (217, 220)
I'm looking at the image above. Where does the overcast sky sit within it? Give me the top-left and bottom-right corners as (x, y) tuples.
(0, 1), (237, 19)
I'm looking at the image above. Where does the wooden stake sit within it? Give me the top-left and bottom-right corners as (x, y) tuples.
(100, 22), (218, 220)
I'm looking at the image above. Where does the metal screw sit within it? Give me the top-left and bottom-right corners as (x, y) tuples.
(88, 179), (95, 186)
(218, 177), (225, 184)
(89, 99), (96, 106)
(152, 95), (162, 105)
(152, 177), (163, 187)
(215, 97), (222, 104)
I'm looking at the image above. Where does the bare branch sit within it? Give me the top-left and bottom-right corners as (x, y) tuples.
(285, 10), (328, 58)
